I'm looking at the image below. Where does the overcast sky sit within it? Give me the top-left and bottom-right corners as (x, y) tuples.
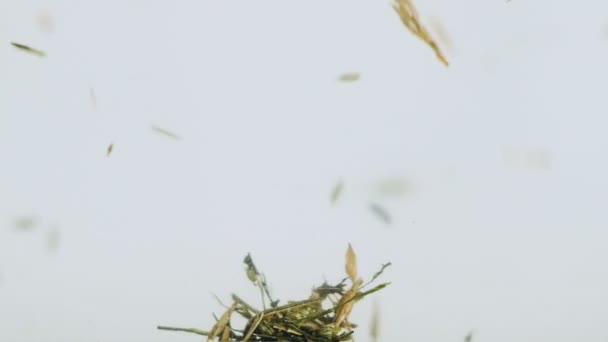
(1, 0), (608, 341)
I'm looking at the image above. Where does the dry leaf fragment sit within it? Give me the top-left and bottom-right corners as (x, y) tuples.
(10, 42), (46, 57)
(345, 243), (358, 282)
(392, 0), (449, 66)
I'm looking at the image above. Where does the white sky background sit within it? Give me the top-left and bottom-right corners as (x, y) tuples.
(1, 0), (608, 341)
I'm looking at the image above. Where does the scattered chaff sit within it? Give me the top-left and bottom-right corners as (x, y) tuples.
(10, 42), (46, 57)
(160, 244), (390, 341)
(369, 202), (392, 225)
(338, 73), (360, 82)
(150, 124), (181, 141)
(106, 143), (114, 157)
(330, 181), (344, 205)
(392, 0), (448, 66)
(465, 330), (474, 342)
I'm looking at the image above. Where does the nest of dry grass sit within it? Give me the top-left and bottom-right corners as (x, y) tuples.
(158, 244), (390, 342)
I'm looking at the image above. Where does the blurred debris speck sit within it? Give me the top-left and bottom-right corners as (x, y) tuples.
(369, 203), (391, 225)
(338, 73), (360, 82)
(151, 124), (181, 141)
(369, 300), (381, 342)
(465, 331), (474, 342)
(10, 42), (46, 57)
(14, 216), (37, 231)
(392, 0), (448, 66)
(107, 143), (114, 157)
(331, 180), (344, 205)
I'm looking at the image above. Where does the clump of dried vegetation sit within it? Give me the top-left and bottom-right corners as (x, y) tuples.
(392, 0), (449, 66)
(158, 244), (391, 341)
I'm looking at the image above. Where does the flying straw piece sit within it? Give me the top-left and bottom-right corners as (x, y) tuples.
(330, 181), (344, 204)
(345, 243), (358, 282)
(107, 143), (114, 157)
(392, 0), (448, 66)
(338, 73), (360, 82)
(369, 301), (381, 342)
(150, 124), (181, 141)
(370, 202), (392, 225)
(10, 42), (46, 57)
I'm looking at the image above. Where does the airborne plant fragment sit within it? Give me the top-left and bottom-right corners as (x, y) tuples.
(10, 42), (46, 57)
(369, 301), (380, 342)
(106, 143), (114, 157)
(369, 202), (392, 225)
(330, 181), (344, 205)
(338, 73), (360, 82)
(392, 0), (449, 66)
(150, 124), (181, 140)
(159, 244), (391, 341)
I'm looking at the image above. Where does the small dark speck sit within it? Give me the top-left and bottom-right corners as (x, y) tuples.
(369, 203), (391, 225)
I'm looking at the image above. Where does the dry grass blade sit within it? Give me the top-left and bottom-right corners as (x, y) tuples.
(242, 312), (264, 342)
(150, 124), (181, 140)
(157, 326), (209, 336)
(334, 279), (362, 328)
(345, 243), (358, 283)
(208, 303), (237, 341)
(10, 42), (46, 57)
(392, 0), (448, 66)
(362, 262), (392, 289)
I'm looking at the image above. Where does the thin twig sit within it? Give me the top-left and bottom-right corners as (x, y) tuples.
(157, 325), (209, 336)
